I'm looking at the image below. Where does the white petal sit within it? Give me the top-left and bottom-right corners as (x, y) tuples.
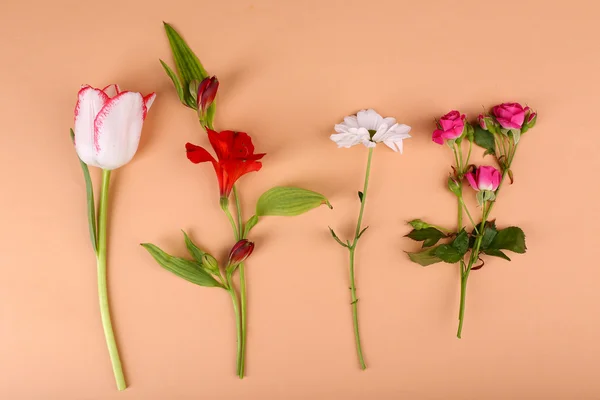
(370, 123), (390, 142)
(356, 109), (383, 131)
(74, 86), (109, 167)
(343, 115), (359, 128)
(330, 127), (370, 148)
(334, 123), (351, 134)
(102, 84), (121, 98)
(93, 92), (146, 170)
(382, 117), (396, 127)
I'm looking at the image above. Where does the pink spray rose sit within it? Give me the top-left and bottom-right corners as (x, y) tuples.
(466, 166), (501, 192)
(492, 103), (527, 130)
(432, 110), (465, 144)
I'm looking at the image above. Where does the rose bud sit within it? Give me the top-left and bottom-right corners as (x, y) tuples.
(492, 102), (527, 130)
(466, 165), (501, 192)
(227, 239), (254, 267)
(522, 107), (537, 133)
(432, 110), (466, 145)
(197, 76), (219, 113)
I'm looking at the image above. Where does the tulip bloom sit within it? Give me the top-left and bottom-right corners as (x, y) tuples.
(74, 84), (156, 170)
(466, 166), (501, 192)
(186, 129), (265, 199)
(228, 239), (255, 267)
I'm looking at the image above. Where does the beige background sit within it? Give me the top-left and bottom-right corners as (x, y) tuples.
(1, 0), (599, 399)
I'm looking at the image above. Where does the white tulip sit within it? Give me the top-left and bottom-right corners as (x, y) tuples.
(74, 84), (156, 170)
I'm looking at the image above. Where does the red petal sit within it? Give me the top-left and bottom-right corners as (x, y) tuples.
(185, 143), (215, 164)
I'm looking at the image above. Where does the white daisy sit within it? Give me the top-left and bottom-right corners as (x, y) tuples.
(330, 109), (411, 152)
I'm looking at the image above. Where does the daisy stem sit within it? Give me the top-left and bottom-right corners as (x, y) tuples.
(97, 170), (126, 390)
(347, 147), (373, 370)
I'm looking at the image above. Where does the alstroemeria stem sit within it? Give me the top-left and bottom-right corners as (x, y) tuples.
(97, 170), (126, 390)
(226, 275), (243, 378)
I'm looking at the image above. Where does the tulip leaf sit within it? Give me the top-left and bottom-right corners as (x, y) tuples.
(163, 22), (208, 108)
(405, 227), (446, 248)
(256, 187), (332, 217)
(474, 126), (495, 155)
(141, 243), (223, 288)
(70, 129), (97, 253)
(182, 230), (206, 264)
(407, 246), (443, 266)
(487, 226), (526, 254)
(159, 59), (185, 105)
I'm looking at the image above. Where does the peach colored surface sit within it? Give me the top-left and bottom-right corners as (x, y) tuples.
(1, 0), (600, 399)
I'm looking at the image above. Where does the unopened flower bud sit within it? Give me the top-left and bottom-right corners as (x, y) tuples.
(447, 176), (462, 196)
(228, 239), (254, 267)
(197, 76), (219, 113)
(202, 254), (219, 274)
(522, 107), (537, 133)
(408, 219), (432, 230)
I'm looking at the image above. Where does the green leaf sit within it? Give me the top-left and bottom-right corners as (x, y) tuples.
(329, 227), (347, 248)
(70, 129), (97, 253)
(474, 126), (495, 154)
(141, 243), (223, 288)
(357, 226), (369, 239)
(182, 230), (206, 264)
(256, 186), (332, 217)
(406, 227), (446, 248)
(488, 226), (527, 254)
(407, 246), (443, 266)
(480, 221), (498, 249)
(163, 22), (208, 108)
(452, 229), (469, 254)
(434, 244), (464, 264)
(243, 215), (259, 238)
(159, 59), (185, 105)
(483, 249), (511, 261)
(358, 191), (364, 203)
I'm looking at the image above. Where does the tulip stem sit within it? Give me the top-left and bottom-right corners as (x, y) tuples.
(97, 170), (126, 390)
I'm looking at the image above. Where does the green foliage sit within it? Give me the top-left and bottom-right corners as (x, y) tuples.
(256, 187), (331, 217)
(406, 227), (447, 248)
(474, 126), (496, 155)
(406, 246), (443, 266)
(488, 226), (526, 254)
(141, 243), (223, 288)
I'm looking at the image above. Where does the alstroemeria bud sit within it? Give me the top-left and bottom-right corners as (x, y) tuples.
(197, 76), (219, 113)
(227, 239), (254, 267)
(202, 254), (219, 274)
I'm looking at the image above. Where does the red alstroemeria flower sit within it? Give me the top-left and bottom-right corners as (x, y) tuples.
(186, 129), (265, 199)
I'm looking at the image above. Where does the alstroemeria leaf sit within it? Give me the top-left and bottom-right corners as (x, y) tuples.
(488, 226), (526, 254)
(70, 129), (97, 253)
(406, 227), (446, 248)
(474, 126), (495, 155)
(163, 22), (208, 108)
(243, 215), (259, 238)
(256, 186), (332, 217)
(159, 59), (185, 105)
(182, 230), (206, 264)
(141, 243), (223, 288)
(407, 247), (443, 266)
(483, 249), (511, 261)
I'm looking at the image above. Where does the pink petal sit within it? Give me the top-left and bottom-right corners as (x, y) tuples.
(432, 130), (444, 145)
(466, 172), (478, 191)
(74, 86), (109, 167)
(93, 91), (146, 170)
